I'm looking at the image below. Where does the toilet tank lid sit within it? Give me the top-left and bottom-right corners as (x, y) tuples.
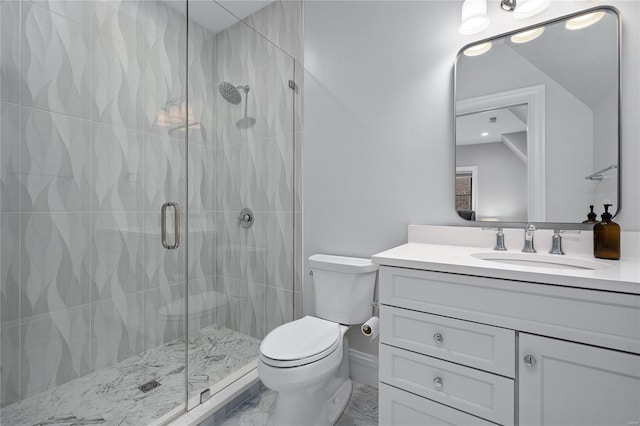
(309, 254), (378, 274)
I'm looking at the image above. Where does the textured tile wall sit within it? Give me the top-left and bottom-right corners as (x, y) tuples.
(0, 0), (302, 410)
(0, 0), (205, 408)
(211, 1), (303, 341)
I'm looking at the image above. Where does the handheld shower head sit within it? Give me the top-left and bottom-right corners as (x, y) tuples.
(218, 82), (242, 105)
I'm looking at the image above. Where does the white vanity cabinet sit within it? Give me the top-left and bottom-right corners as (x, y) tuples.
(377, 265), (640, 426)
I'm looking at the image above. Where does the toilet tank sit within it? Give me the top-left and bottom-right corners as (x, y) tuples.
(309, 254), (378, 325)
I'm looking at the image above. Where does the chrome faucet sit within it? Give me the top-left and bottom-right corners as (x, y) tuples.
(522, 223), (536, 253)
(549, 229), (565, 255)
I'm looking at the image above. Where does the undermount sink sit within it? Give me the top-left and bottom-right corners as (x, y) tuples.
(471, 252), (612, 271)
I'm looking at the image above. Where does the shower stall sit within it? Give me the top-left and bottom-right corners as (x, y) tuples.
(0, 0), (302, 424)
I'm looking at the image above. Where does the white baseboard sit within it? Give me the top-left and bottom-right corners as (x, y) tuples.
(349, 349), (379, 388)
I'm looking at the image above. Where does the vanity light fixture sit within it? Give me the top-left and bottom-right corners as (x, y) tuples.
(500, 0), (516, 12)
(459, 0), (490, 35)
(512, 0), (550, 19)
(462, 0), (548, 36)
(565, 11), (605, 30)
(510, 26), (545, 43)
(463, 41), (493, 56)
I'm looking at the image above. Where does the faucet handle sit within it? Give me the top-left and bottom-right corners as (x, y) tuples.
(482, 227), (508, 251)
(494, 228), (507, 251)
(549, 229), (565, 255)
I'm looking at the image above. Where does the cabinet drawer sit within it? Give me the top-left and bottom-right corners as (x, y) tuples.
(379, 383), (496, 426)
(379, 266), (640, 354)
(380, 344), (514, 425)
(380, 305), (515, 377)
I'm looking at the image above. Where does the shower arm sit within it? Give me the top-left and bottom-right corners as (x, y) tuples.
(243, 90), (249, 118)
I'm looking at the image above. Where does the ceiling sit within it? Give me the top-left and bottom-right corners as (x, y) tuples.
(508, 10), (618, 109)
(456, 105), (527, 146)
(165, 0), (274, 35)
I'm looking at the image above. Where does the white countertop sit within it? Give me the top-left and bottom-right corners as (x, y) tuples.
(372, 226), (640, 295)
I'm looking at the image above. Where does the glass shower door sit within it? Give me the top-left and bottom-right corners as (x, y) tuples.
(0, 0), (190, 424)
(185, 0), (298, 407)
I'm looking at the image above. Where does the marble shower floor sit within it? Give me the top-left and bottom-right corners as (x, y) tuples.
(0, 323), (261, 426)
(215, 381), (379, 426)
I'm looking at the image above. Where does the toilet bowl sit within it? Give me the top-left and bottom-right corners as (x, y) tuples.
(258, 316), (350, 426)
(257, 255), (378, 426)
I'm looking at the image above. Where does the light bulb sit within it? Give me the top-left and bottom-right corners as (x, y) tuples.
(566, 11), (605, 30)
(463, 41), (493, 57)
(513, 0), (550, 19)
(459, 0), (490, 35)
(168, 105), (182, 123)
(511, 27), (545, 43)
(156, 110), (171, 127)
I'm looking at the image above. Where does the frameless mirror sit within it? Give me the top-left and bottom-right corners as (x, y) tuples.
(454, 7), (620, 224)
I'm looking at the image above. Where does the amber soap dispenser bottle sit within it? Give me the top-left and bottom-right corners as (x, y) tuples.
(593, 204), (620, 260)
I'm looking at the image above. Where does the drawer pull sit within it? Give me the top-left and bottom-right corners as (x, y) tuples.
(524, 354), (537, 367)
(433, 333), (444, 344)
(433, 376), (443, 389)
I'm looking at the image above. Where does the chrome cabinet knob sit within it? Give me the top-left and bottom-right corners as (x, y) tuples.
(524, 354), (537, 367)
(433, 333), (444, 344)
(433, 377), (443, 389)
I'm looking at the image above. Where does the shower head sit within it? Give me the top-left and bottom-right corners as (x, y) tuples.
(218, 82), (250, 105)
(218, 82), (256, 128)
(218, 82), (242, 105)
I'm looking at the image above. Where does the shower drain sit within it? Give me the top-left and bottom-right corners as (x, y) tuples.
(138, 379), (161, 393)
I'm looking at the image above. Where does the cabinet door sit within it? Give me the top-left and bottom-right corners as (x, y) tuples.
(519, 334), (640, 426)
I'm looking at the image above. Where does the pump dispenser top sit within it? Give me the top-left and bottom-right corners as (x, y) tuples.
(583, 205), (598, 224)
(593, 204), (620, 260)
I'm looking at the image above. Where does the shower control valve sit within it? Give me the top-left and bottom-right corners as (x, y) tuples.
(239, 207), (254, 229)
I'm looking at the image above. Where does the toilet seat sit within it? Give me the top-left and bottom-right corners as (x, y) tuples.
(260, 316), (341, 368)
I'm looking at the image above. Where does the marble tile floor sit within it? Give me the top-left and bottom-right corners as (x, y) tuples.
(214, 381), (378, 426)
(0, 323), (261, 426)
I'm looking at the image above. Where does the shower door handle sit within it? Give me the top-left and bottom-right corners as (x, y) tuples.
(161, 202), (180, 250)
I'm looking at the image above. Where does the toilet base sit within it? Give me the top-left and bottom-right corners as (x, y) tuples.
(266, 386), (330, 426)
(265, 377), (352, 426)
(327, 377), (353, 424)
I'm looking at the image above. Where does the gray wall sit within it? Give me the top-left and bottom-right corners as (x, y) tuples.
(457, 142), (527, 221)
(303, 0), (640, 355)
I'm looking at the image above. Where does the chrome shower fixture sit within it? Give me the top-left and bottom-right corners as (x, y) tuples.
(218, 82), (249, 105)
(217, 82), (256, 129)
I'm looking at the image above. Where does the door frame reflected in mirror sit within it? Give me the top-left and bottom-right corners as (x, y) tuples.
(456, 85), (546, 221)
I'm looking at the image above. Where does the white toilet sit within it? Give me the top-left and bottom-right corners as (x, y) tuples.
(257, 254), (378, 426)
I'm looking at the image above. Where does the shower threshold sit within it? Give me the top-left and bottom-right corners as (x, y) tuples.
(0, 323), (261, 426)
